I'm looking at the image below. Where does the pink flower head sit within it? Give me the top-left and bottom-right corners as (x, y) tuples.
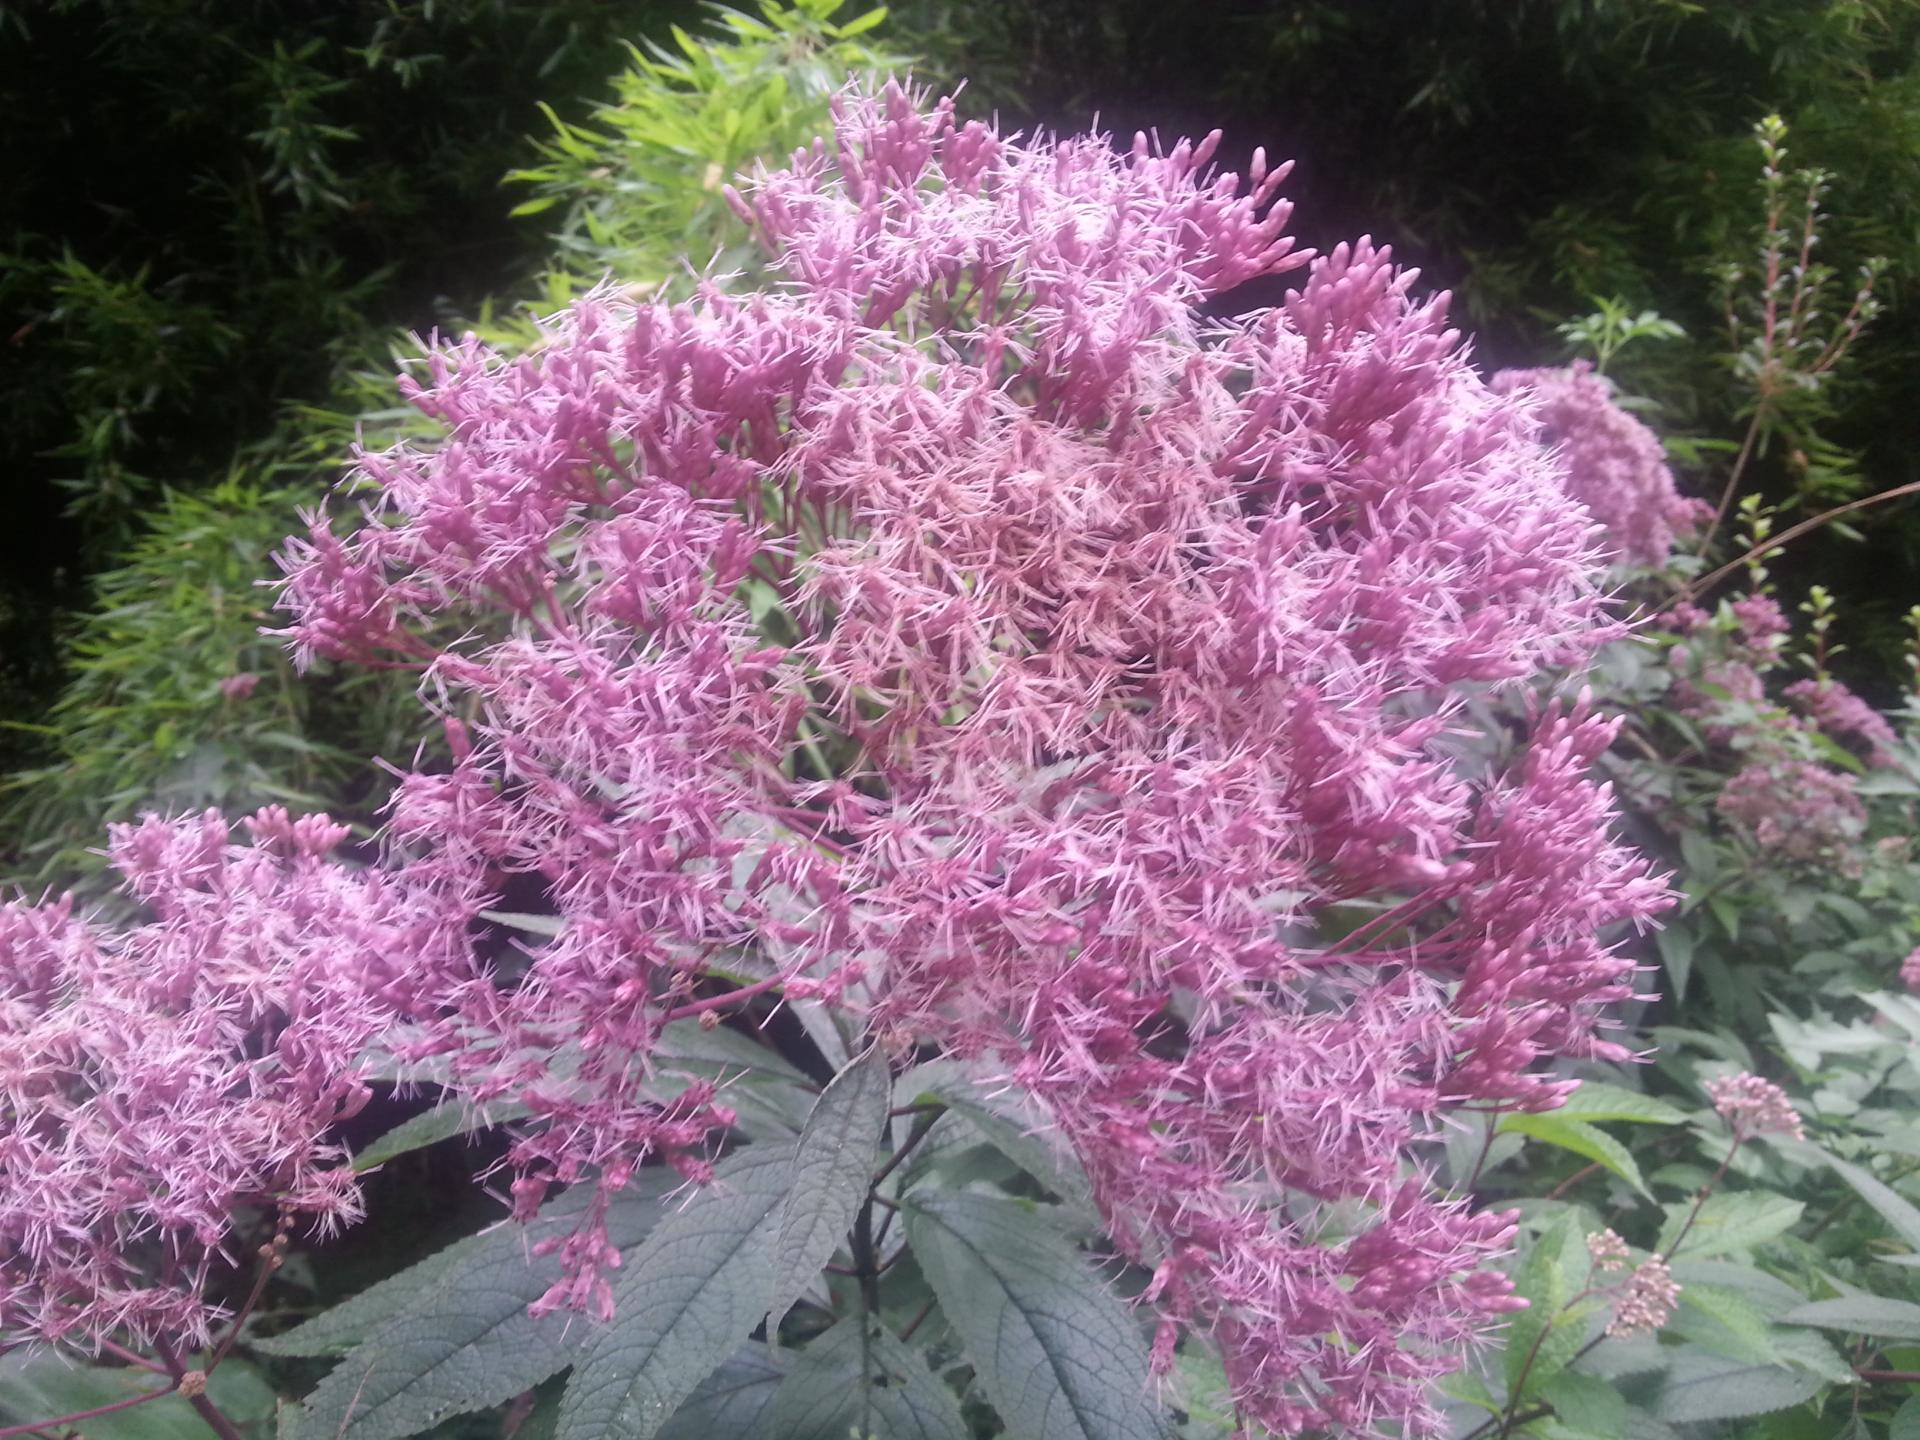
(276, 84), (1675, 1434)
(1587, 1228), (1631, 1272)
(1705, 1071), (1805, 1141)
(1489, 361), (1699, 568)
(1605, 1254), (1681, 1336)
(1718, 759), (1865, 871)
(218, 671), (260, 701)
(1784, 676), (1899, 768)
(0, 809), (414, 1351)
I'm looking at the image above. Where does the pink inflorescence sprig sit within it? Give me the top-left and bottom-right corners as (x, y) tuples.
(1706, 1071), (1805, 1142)
(1489, 361), (1707, 569)
(0, 808), (431, 1352)
(16, 84), (1665, 1436)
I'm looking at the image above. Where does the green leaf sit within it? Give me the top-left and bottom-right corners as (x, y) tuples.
(896, 1062), (1091, 1204)
(1499, 1113), (1651, 1197)
(1654, 1349), (1821, 1423)
(1768, 1327), (1856, 1385)
(289, 1173), (680, 1440)
(1672, 1284), (1778, 1364)
(557, 1144), (793, 1440)
(255, 1224), (491, 1357)
(905, 1192), (1170, 1440)
(1557, 1081), (1687, 1126)
(351, 1094), (533, 1172)
(647, 1020), (818, 1137)
(1536, 1372), (1628, 1440)
(0, 1353), (273, 1440)
(1784, 1295), (1920, 1341)
(1824, 1152), (1920, 1253)
(656, 1345), (788, 1440)
(1657, 1191), (1803, 1258)
(1890, 1392), (1920, 1440)
(768, 1048), (892, 1336)
(1668, 1260), (1804, 1315)
(1505, 1212), (1593, 1395)
(756, 1319), (969, 1440)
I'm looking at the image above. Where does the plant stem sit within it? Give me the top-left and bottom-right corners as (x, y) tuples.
(1681, 479), (1920, 603)
(151, 1340), (246, 1440)
(1695, 407), (1768, 557)
(1547, 1161), (1604, 1201)
(1662, 1136), (1742, 1263)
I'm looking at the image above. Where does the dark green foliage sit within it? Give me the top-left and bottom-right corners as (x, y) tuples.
(0, 0), (706, 766)
(0, 0), (897, 876)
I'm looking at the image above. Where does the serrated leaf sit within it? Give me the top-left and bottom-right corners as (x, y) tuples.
(1654, 1350), (1822, 1423)
(1506, 1213), (1591, 1394)
(647, 1021), (818, 1138)
(1580, 1334), (1670, 1380)
(1668, 1260), (1804, 1315)
(1558, 1082), (1686, 1126)
(905, 1192), (1169, 1440)
(557, 1144), (793, 1440)
(1825, 1152), (1920, 1253)
(656, 1345), (788, 1440)
(290, 1173), (679, 1440)
(1673, 1284), (1778, 1364)
(1784, 1295), (1920, 1340)
(1658, 1191), (1803, 1258)
(255, 1226), (490, 1357)
(767, 1048), (891, 1336)
(756, 1319), (969, 1440)
(1500, 1113), (1651, 1197)
(1768, 1326), (1856, 1384)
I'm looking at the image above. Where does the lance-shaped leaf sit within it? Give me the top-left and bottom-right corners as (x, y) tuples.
(905, 1191), (1170, 1440)
(1499, 1112), (1651, 1197)
(1655, 1349), (1822, 1424)
(1784, 1294), (1920, 1341)
(556, 1143), (794, 1440)
(768, 1048), (892, 1336)
(352, 1095), (535, 1172)
(287, 1173), (679, 1440)
(756, 1319), (969, 1440)
(1825, 1151), (1920, 1253)
(656, 1345), (789, 1440)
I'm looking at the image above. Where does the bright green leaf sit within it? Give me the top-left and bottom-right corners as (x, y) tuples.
(1499, 1113), (1652, 1197)
(1556, 1081), (1686, 1126)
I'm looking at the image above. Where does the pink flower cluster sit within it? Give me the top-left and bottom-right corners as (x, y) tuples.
(8, 87), (1665, 1435)
(1605, 1254), (1681, 1336)
(1705, 1071), (1805, 1141)
(0, 809), (430, 1350)
(1489, 361), (1707, 568)
(1717, 757), (1867, 872)
(1784, 676), (1900, 768)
